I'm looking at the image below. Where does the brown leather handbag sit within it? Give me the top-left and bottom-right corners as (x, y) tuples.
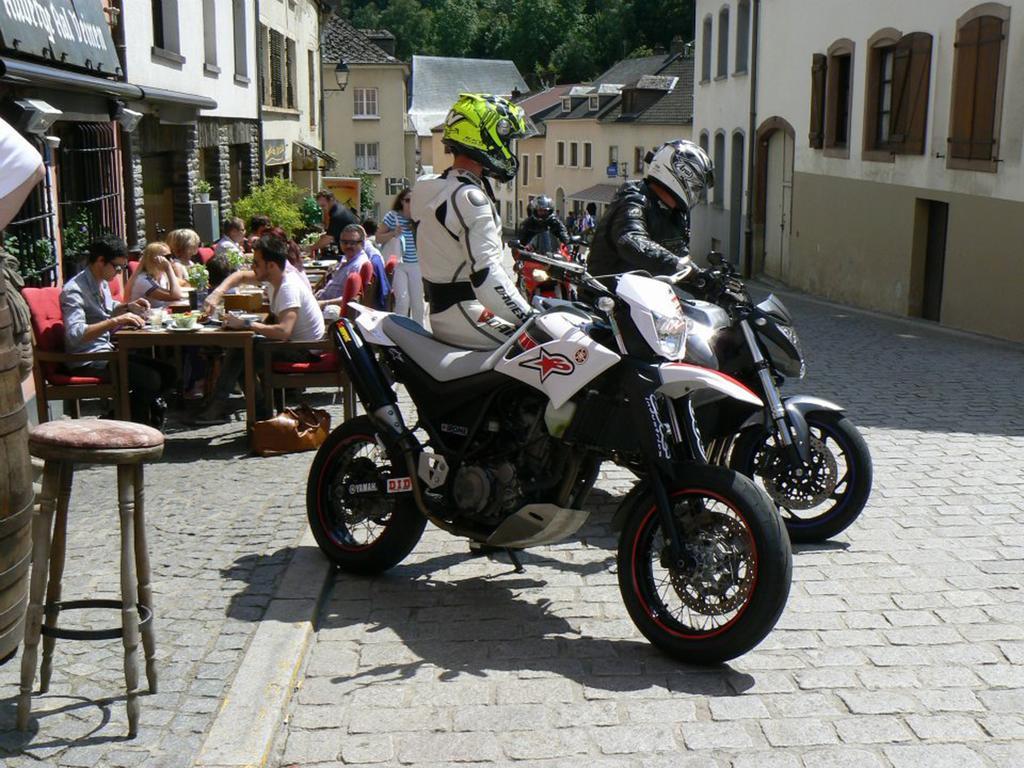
(252, 405), (331, 456)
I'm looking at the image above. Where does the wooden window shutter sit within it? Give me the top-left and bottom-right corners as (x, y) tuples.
(269, 30), (284, 107)
(809, 54), (827, 148)
(890, 33), (932, 154)
(950, 17), (1004, 161)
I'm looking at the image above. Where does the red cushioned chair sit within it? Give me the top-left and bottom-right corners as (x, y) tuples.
(197, 247), (215, 265)
(261, 341), (355, 422)
(23, 287), (121, 423)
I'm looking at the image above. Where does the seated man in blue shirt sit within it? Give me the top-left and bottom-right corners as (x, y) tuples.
(60, 235), (176, 426)
(316, 224), (369, 309)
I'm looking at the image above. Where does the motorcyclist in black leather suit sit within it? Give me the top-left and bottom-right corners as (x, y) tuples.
(587, 140), (716, 289)
(517, 195), (570, 249)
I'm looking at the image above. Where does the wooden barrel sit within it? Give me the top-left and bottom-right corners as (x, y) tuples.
(0, 265), (33, 665)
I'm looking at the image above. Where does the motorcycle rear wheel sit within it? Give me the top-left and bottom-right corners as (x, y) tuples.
(617, 466), (792, 665)
(730, 411), (872, 543)
(306, 416), (426, 574)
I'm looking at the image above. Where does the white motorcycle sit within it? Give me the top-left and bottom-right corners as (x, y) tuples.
(306, 270), (792, 664)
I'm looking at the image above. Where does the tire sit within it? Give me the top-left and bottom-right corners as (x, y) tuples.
(306, 416), (426, 574)
(730, 411), (872, 543)
(617, 465), (792, 665)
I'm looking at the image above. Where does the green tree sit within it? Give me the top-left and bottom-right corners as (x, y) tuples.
(377, 0), (435, 60)
(432, 0), (479, 57)
(233, 178), (306, 237)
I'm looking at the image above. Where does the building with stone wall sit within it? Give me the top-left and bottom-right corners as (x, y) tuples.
(121, 0), (260, 244)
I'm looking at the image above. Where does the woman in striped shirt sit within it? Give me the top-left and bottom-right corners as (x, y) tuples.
(377, 188), (424, 323)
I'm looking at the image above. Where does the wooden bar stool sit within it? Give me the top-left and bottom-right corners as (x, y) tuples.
(18, 419), (164, 738)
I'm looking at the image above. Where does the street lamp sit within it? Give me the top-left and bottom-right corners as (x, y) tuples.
(334, 61), (350, 92)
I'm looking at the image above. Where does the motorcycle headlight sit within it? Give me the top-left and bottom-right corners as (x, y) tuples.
(653, 309), (690, 359)
(776, 323), (806, 379)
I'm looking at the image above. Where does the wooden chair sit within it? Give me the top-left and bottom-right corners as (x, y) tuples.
(261, 340), (355, 422)
(23, 287), (121, 423)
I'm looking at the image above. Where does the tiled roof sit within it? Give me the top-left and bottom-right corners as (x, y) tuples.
(515, 84), (575, 117)
(600, 56), (694, 125)
(408, 55), (528, 137)
(552, 53), (680, 121)
(321, 15), (400, 65)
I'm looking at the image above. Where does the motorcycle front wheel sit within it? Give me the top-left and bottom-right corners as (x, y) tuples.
(730, 411), (872, 543)
(306, 416), (426, 574)
(617, 466), (792, 665)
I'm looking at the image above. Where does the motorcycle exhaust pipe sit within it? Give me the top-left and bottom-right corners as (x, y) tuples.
(330, 318), (403, 436)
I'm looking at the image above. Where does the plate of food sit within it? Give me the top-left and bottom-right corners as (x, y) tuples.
(169, 311), (200, 331)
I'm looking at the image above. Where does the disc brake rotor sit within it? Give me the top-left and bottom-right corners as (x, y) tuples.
(665, 508), (755, 615)
(758, 434), (838, 510)
(329, 456), (392, 526)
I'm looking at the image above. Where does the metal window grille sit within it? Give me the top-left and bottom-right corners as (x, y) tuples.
(3, 135), (58, 287)
(56, 123), (126, 278)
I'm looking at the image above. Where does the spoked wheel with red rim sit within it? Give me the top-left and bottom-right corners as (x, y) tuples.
(306, 416), (426, 574)
(617, 465), (792, 664)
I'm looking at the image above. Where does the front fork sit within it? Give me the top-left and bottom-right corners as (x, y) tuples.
(738, 320), (810, 466)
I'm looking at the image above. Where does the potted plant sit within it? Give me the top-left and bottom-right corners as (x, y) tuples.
(195, 179), (212, 203)
(187, 263), (210, 309)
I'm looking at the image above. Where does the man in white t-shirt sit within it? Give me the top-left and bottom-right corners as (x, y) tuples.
(0, 117), (45, 229)
(197, 233), (325, 423)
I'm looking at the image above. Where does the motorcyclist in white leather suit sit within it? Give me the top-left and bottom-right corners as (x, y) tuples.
(411, 93), (534, 350)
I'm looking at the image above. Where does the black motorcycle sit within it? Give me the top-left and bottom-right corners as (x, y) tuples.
(523, 251), (873, 543)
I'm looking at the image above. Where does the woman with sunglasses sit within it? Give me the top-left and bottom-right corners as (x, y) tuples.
(377, 188), (423, 323)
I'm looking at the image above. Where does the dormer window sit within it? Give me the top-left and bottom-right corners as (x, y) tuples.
(561, 97), (572, 113)
(588, 95), (599, 111)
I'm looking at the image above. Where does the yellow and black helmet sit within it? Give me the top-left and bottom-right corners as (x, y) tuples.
(442, 93), (534, 183)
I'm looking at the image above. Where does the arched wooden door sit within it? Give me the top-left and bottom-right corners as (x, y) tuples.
(763, 130), (794, 279)
(754, 117), (796, 279)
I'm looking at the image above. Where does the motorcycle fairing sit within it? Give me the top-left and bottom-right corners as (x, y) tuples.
(494, 310), (620, 408)
(658, 362), (763, 408)
(615, 273), (688, 361)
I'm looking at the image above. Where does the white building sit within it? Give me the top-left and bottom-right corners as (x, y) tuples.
(122, 0), (261, 242)
(258, 0), (328, 191)
(695, 0), (1024, 342)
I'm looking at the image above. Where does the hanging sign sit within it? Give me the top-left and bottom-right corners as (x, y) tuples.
(0, 0), (121, 75)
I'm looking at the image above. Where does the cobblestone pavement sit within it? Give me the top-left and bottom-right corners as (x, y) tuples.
(276, 290), (1024, 768)
(0, 393), (349, 767)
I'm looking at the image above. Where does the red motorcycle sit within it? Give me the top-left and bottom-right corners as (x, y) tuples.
(511, 232), (587, 302)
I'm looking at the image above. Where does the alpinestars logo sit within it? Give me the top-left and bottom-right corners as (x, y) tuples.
(519, 348), (575, 382)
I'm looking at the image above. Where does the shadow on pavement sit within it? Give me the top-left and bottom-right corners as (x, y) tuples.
(0, 694), (124, 759)
(319, 556), (757, 698)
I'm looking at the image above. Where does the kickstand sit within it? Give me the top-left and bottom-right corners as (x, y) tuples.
(506, 548), (525, 574)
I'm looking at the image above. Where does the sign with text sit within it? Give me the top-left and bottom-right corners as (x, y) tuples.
(263, 139), (288, 166)
(0, 0), (120, 74)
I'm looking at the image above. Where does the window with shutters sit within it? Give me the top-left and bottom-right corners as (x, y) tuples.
(717, 7), (730, 79)
(808, 53), (827, 149)
(354, 88), (379, 117)
(864, 30), (932, 161)
(535, 154), (543, 179)
(736, 1), (750, 73)
(233, 0), (248, 80)
(570, 142), (579, 167)
(948, 4), (1010, 172)
(521, 154), (529, 185)
(202, 0), (217, 69)
(713, 132), (725, 207)
(285, 38), (296, 109)
(152, 0), (181, 56)
(557, 141), (565, 166)
(308, 50), (316, 126)
(355, 143), (380, 172)
(267, 29), (284, 107)
(701, 16), (713, 83)
(824, 39), (855, 158)
(584, 142), (592, 168)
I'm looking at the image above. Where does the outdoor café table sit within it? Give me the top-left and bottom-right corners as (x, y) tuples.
(114, 325), (258, 441)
